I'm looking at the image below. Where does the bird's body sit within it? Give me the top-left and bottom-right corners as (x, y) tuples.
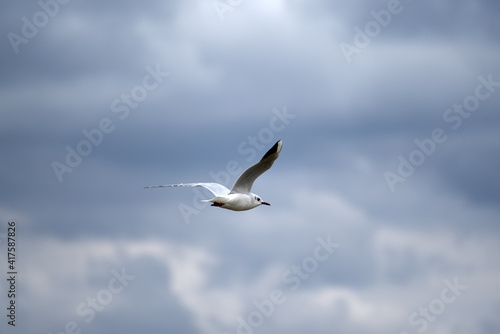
(205, 193), (263, 211)
(145, 140), (283, 211)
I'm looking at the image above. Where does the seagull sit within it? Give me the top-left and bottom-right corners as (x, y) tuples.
(145, 140), (283, 211)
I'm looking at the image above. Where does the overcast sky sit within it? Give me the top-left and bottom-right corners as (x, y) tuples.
(1, 0), (500, 333)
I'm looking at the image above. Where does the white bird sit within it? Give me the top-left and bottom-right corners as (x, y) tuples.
(145, 140), (283, 211)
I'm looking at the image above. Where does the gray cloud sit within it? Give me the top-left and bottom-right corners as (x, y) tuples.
(1, 0), (499, 333)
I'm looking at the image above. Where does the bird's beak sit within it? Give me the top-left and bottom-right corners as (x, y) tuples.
(261, 202), (271, 206)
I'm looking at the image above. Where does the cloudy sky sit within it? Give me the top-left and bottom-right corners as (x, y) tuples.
(1, 0), (500, 333)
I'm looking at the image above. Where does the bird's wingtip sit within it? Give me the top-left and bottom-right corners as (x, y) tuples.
(261, 140), (282, 161)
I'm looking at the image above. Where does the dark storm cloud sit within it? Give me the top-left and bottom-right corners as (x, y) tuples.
(0, 0), (185, 93)
(296, 0), (500, 41)
(1, 0), (500, 333)
(437, 134), (500, 207)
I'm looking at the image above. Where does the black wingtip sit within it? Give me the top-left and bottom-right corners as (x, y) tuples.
(261, 140), (282, 161)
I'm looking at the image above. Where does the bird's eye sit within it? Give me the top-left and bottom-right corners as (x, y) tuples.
(257, 198), (261, 201)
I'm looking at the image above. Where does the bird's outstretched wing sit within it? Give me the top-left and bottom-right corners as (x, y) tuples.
(230, 140), (282, 194)
(145, 182), (230, 197)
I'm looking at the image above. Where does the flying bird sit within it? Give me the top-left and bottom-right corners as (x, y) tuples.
(145, 140), (283, 211)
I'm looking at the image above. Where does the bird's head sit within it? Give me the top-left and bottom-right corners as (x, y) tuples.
(252, 194), (270, 207)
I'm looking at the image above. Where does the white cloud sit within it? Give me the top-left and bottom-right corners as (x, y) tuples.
(374, 228), (500, 273)
(269, 286), (405, 333)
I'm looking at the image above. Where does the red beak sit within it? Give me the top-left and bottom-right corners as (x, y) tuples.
(261, 202), (271, 206)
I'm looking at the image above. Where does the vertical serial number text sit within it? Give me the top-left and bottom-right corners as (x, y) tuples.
(6, 221), (17, 326)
